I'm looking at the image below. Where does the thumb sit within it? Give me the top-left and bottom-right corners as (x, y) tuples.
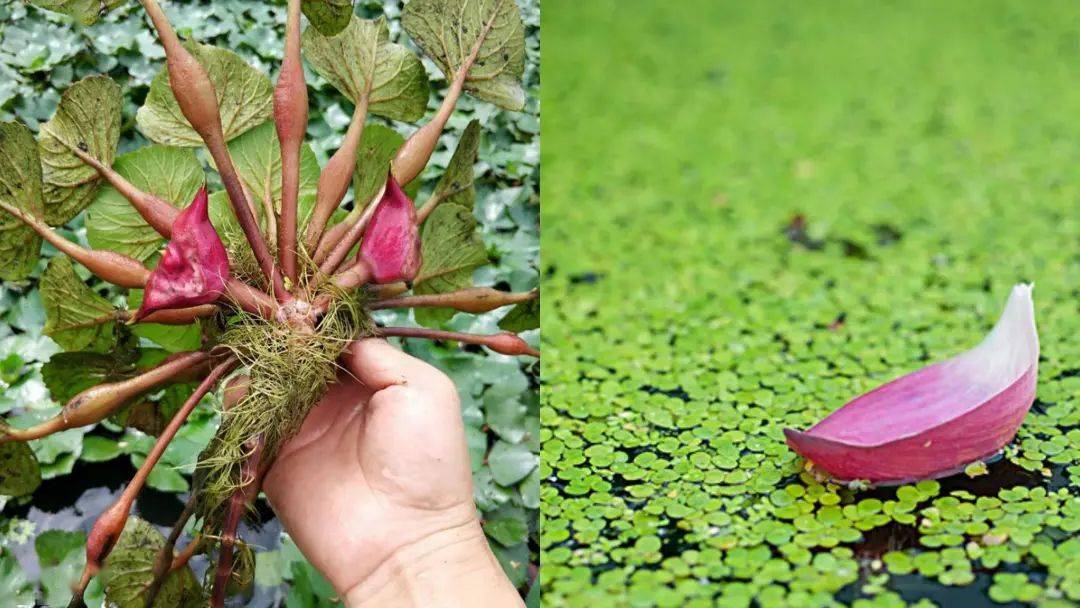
(343, 338), (456, 397)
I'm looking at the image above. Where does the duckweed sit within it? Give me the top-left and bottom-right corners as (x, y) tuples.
(542, 1), (1079, 606)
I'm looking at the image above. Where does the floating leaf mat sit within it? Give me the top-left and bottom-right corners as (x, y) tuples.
(540, 1), (1080, 606)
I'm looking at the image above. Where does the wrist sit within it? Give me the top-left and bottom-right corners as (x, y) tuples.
(343, 518), (523, 608)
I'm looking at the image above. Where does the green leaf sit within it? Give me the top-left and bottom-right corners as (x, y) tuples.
(126, 289), (203, 353)
(301, 0), (354, 36)
(302, 17), (429, 122)
(402, 0), (526, 110)
(137, 42), (274, 147)
(226, 120), (321, 216)
(101, 517), (203, 608)
(488, 440), (537, 486)
(0, 442), (42, 496)
(0, 549), (34, 607)
(429, 119), (480, 212)
(26, 0), (125, 25)
(41, 351), (138, 404)
(80, 436), (122, 462)
(86, 145), (204, 262)
(353, 124), (404, 210)
(413, 204), (489, 326)
(41, 255), (118, 352)
(38, 75), (122, 225)
(0, 122), (44, 281)
(35, 529), (86, 566)
(483, 516), (528, 547)
(498, 297), (538, 332)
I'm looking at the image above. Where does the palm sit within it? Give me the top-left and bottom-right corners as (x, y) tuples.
(263, 344), (478, 595)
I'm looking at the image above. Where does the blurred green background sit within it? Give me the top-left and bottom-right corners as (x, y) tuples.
(542, 1), (1077, 607)
(0, 1), (538, 606)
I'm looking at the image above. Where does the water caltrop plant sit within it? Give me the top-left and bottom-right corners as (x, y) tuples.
(0, 0), (537, 606)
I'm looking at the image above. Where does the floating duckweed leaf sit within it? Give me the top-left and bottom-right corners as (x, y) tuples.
(0, 122), (45, 281)
(402, 0), (526, 110)
(26, 0), (125, 25)
(137, 42), (273, 146)
(301, 0), (353, 36)
(86, 145), (204, 262)
(301, 16), (429, 122)
(785, 285), (1039, 484)
(100, 517), (202, 608)
(41, 255), (118, 352)
(0, 442), (42, 496)
(38, 75), (122, 225)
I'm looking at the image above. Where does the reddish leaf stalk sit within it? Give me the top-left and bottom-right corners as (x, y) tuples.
(380, 327), (539, 358)
(303, 98), (371, 255)
(314, 178), (386, 276)
(274, 0), (307, 286)
(69, 357), (236, 608)
(139, 0), (287, 302)
(121, 304), (218, 325)
(391, 9), (499, 186)
(0, 351), (209, 442)
(143, 491), (200, 608)
(0, 201), (149, 288)
(210, 436), (264, 608)
(416, 179), (470, 224)
(61, 140), (181, 235)
(370, 287), (537, 313)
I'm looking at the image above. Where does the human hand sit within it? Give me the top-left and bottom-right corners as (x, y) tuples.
(262, 338), (523, 607)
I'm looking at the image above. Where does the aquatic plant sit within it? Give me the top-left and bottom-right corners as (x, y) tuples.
(0, 0), (536, 605)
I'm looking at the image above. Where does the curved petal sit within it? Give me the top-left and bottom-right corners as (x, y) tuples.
(784, 284), (1038, 484)
(135, 187), (230, 320)
(358, 173), (421, 284)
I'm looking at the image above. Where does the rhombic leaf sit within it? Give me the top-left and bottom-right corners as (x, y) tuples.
(38, 75), (122, 226)
(0, 442), (42, 497)
(100, 517), (202, 608)
(353, 124), (404, 211)
(430, 119), (480, 212)
(226, 121), (320, 216)
(41, 255), (118, 352)
(413, 204), (489, 325)
(301, 0), (354, 36)
(403, 0), (527, 110)
(41, 351), (138, 405)
(137, 42), (273, 147)
(498, 297), (538, 332)
(301, 17), (429, 122)
(26, 0), (125, 26)
(0, 122), (45, 281)
(86, 145), (203, 262)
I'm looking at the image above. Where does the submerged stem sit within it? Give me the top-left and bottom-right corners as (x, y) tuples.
(209, 436), (264, 608)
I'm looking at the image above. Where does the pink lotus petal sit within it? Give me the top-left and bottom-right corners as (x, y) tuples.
(784, 284), (1039, 485)
(135, 187), (230, 320)
(358, 173), (422, 284)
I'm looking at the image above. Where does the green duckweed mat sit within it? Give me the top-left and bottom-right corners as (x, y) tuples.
(540, 1), (1080, 606)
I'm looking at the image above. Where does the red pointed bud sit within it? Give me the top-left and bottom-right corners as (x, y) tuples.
(136, 187), (230, 320)
(358, 174), (422, 284)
